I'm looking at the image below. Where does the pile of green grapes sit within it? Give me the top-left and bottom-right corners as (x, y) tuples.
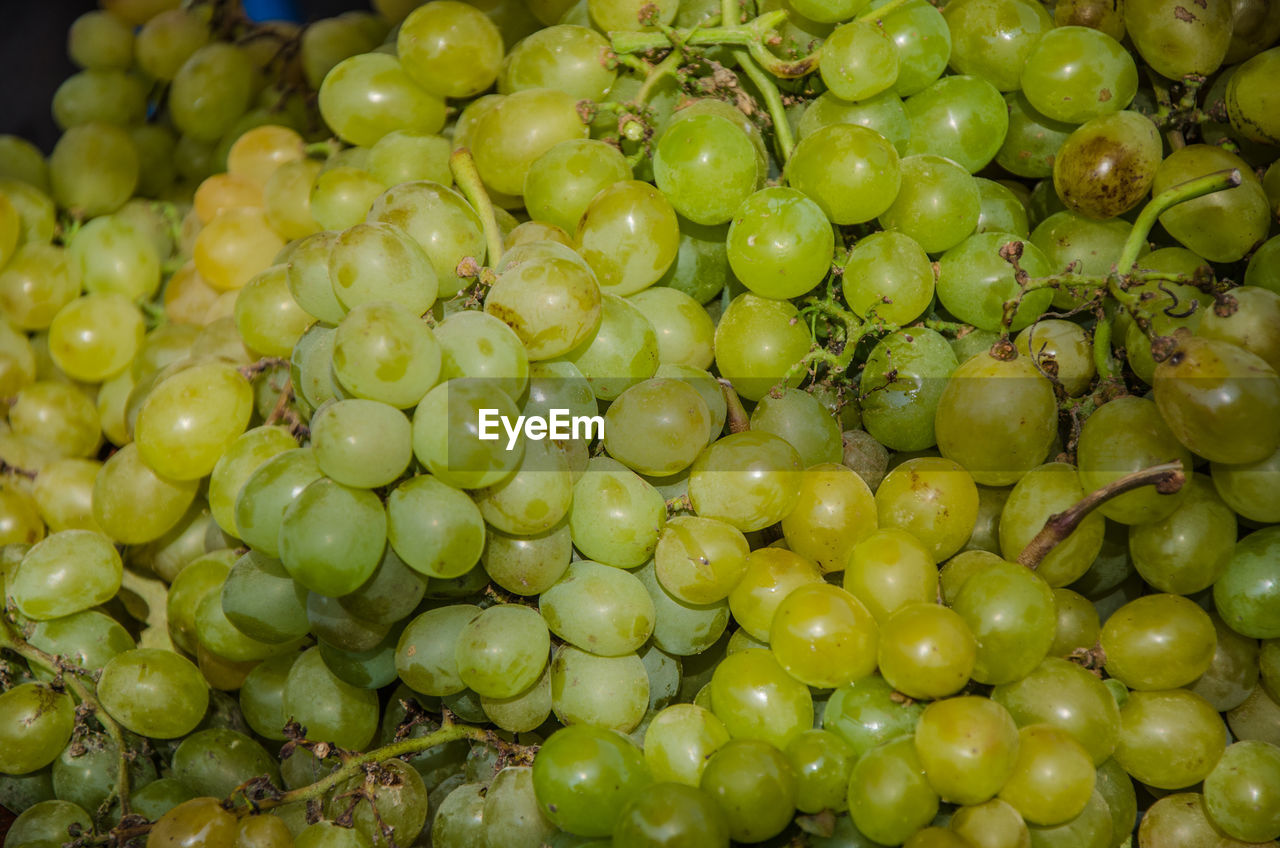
(2, 0), (1280, 846)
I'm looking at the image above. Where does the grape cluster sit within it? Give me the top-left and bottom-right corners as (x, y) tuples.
(1, 0), (1280, 847)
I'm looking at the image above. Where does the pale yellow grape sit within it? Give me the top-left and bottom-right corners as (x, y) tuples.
(227, 125), (306, 187)
(194, 209), (285, 292)
(48, 293), (145, 383)
(234, 265), (314, 358)
(91, 442), (199, 545)
(0, 244), (80, 331)
(264, 158), (323, 240)
(135, 361), (255, 481)
(7, 529), (123, 620)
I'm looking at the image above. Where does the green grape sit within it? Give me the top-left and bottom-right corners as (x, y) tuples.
(1151, 145), (1270, 263)
(387, 475), (485, 579)
(310, 399), (412, 490)
(282, 647), (378, 749)
(997, 92), (1075, 179)
(612, 781), (729, 848)
(843, 528), (937, 622)
(875, 457), (979, 561)
(233, 265), (313, 359)
(949, 798), (1031, 848)
(944, 0), (1054, 91)
(860, 328), (959, 452)
(551, 645), (648, 731)
(500, 24), (614, 102)
(903, 76), (1009, 173)
(1228, 686), (1280, 747)
(239, 653), (297, 741)
(999, 462), (1104, 587)
(295, 821), (372, 848)
(785, 124), (901, 225)
(7, 530), (122, 621)
(207, 427), (298, 538)
(474, 437), (573, 534)
(588, 0), (678, 30)
(1228, 47), (1280, 145)
(394, 604), (479, 698)
(472, 88), (588, 197)
(771, 583), (878, 688)
(9, 381), (101, 459)
(654, 115), (759, 227)
(318, 53), (445, 148)
(25, 609), (133, 681)
(68, 214), (160, 301)
(604, 378), (710, 477)
(97, 649), (208, 740)
(700, 739), (798, 844)
(999, 725), (1097, 827)
(278, 477), (387, 598)
(524, 139), (631, 233)
(1154, 334), (1280, 464)
(879, 155), (981, 254)
(936, 233), (1054, 332)
(992, 658), (1121, 766)
(469, 766), (553, 848)
(712, 293), (811, 401)
(914, 696), (1020, 805)
(1130, 474), (1236, 595)
(848, 736), (939, 846)
(1200, 286), (1280, 374)
(1114, 689), (1227, 790)
(1052, 584), (1102, 653)
(1020, 27), (1137, 124)
(1202, 740), (1280, 842)
(366, 131), (450, 188)
(0, 178), (56, 244)
(1138, 792), (1252, 848)
(135, 361), (254, 481)
(842, 232), (933, 325)
(788, 0), (869, 23)
(431, 783), (486, 848)
(67, 9), (135, 69)
(169, 44), (254, 142)
(235, 814), (294, 848)
(635, 559), (731, 657)
(870, 0), (951, 97)
(781, 463), (878, 574)
(0, 684), (75, 776)
(52, 69), (148, 130)
(749, 389), (842, 467)
(644, 704), (730, 786)
(309, 167), (385, 231)
(482, 663), (553, 733)
(455, 604), (549, 699)
(726, 187), (834, 300)
(936, 352), (1059, 487)
(5, 800), (92, 846)
(328, 222), (437, 315)
(797, 91), (911, 155)
(332, 301), (441, 409)
(148, 798), (240, 848)
(1190, 613), (1262, 712)
(196, 585), (301, 663)
(49, 123), (138, 218)
(786, 729), (857, 814)
(541, 561), (655, 656)
(627, 288), (715, 370)
(234, 448), (323, 558)
(1053, 110), (1162, 220)
(689, 431), (804, 533)
(708, 648), (813, 749)
(171, 729), (279, 799)
(953, 558), (1056, 685)
(1076, 396), (1192, 524)
(1215, 526), (1280, 639)
(532, 724), (651, 837)
(819, 20), (899, 102)
(1125, 0), (1232, 79)
(568, 457), (664, 566)
(217, 552), (307, 647)
(1014, 319), (1095, 395)
(299, 15), (378, 89)
(483, 522), (572, 596)
(577, 180), (679, 296)
(397, 1), (503, 98)
(484, 247), (602, 361)
(877, 603), (976, 699)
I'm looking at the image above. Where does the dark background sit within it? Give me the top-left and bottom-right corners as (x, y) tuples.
(0, 0), (369, 152)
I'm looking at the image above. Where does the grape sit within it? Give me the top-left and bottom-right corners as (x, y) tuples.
(880, 155), (981, 254)
(842, 231), (934, 325)
(937, 233), (1054, 333)
(318, 54), (445, 148)
(1130, 473), (1236, 595)
(689, 431), (804, 533)
(1014, 319), (1095, 394)
(993, 658), (1121, 766)
(1151, 144), (1271, 264)
(627, 288), (715, 370)
(750, 389), (843, 467)
(1213, 443), (1280, 525)
(700, 739), (798, 844)
(948, 798), (1031, 848)
(1202, 740), (1280, 842)
(532, 724), (651, 836)
(771, 583), (878, 688)
(485, 248), (602, 361)
(333, 301), (441, 409)
(568, 457), (665, 567)
(875, 457), (980, 561)
(195, 208), (286, 292)
(604, 378), (710, 477)
(999, 462), (1105, 587)
(134, 361), (253, 481)
(843, 528), (937, 622)
(1126, 0), (1233, 79)
(310, 167), (385, 232)
(221, 551), (309, 644)
(397, 1), (503, 99)
(954, 558), (1057, 685)
(635, 560), (731, 657)
(848, 735), (940, 846)
(541, 561), (655, 656)
(726, 187), (834, 299)
(1228, 47), (1280, 145)
(0, 684), (75, 776)
(472, 88), (588, 197)
(798, 90), (911, 154)
(944, 0), (1053, 91)
(1215, 526), (1280, 639)
(613, 781), (730, 848)
(860, 328), (959, 452)
(328, 222), (437, 315)
(1114, 689), (1227, 790)
(10, 381), (102, 459)
(654, 115), (760, 227)
(49, 123), (138, 217)
(577, 180), (679, 297)
(310, 399), (412, 490)
(904, 76), (1010, 173)
(781, 463), (878, 573)
(171, 729), (279, 799)
(878, 603), (977, 699)
(869, 0), (951, 97)
(234, 448), (323, 558)
(819, 20), (899, 102)
(712, 293), (811, 401)
(785, 124), (901, 225)
(1022, 27), (1138, 124)
(7, 530), (122, 621)
(26, 609), (133, 681)
(914, 696), (1020, 806)
(644, 704), (730, 786)
(1053, 110), (1161, 220)
(98, 649), (209, 740)
(999, 725), (1096, 826)
(1076, 395), (1192, 524)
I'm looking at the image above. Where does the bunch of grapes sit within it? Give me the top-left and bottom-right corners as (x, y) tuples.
(1, 0), (1279, 847)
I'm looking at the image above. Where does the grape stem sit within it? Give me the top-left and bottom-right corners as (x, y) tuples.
(0, 618), (134, 819)
(611, 10), (818, 78)
(1016, 460), (1186, 570)
(1115, 168), (1242, 277)
(733, 50), (797, 161)
(449, 148), (505, 267)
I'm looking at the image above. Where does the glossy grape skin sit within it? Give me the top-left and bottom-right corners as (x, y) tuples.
(472, 88), (588, 198)
(1153, 145), (1271, 264)
(0, 684), (75, 775)
(49, 123), (138, 218)
(875, 457), (980, 561)
(567, 457), (664, 568)
(283, 647), (379, 750)
(397, 1), (502, 99)
(785, 729), (857, 814)
(997, 92), (1076, 179)
(1201, 740), (1280, 842)
(1126, 0), (1232, 80)
(147, 797), (240, 848)
(785, 124), (901, 225)
(842, 231), (934, 325)
(1022, 27), (1137, 125)
(848, 736), (940, 846)
(903, 76), (1010, 173)
(7, 530), (123, 621)
(628, 289), (715, 371)
(688, 431), (804, 534)
(1014, 319), (1095, 395)
(780, 463), (877, 574)
(318, 54), (445, 148)
(869, 0), (952, 97)
(611, 781), (729, 848)
(532, 725), (652, 837)
(992, 658), (1121, 766)
(1189, 613), (1261, 713)
(878, 603), (977, 699)
(541, 561), (655, 657)
(709, 649), (813, 749)
(860, 329), (958, 453)
(485, 251), (602, 362)
(726, 187), (834, 300)
(842, 528), (937, 624)
(524, 139), (630, 234)
(576, 180), (679, 297)
(97, 649), (208, 740)
(879, 155), (981, 254)
(1227, 48), (1280, 145)
(798, 91), (911, 155)
(644, 704), (730, 787)
(1000, 463), (1105, 587)
(998, 725), (1097, 827)
(914, 696), (1020, 805)
(1115, 689), (1228, 790)
(603, 378), (710, 478)
(954, 558), (1058, 685)
(712, 293), (811, 401)
(654, 115), (759, 227)
(943, 0), (1053, 91)
(820, 20), (899, 102)
(823, 675), (926, 762)
(948, 798), (1031, 848)
(653, 515), (749, 604)
(770, 583), (878, 689)
(1053, 110), (1161, 220)
(1076, 396), (1192, 525)
(277, 478), (386, 598)
(6, 800), (93, 847)
(699, 739), (798, 844)
(1129, 473), (1237, 595)
(1215, 527), (1280, 639)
